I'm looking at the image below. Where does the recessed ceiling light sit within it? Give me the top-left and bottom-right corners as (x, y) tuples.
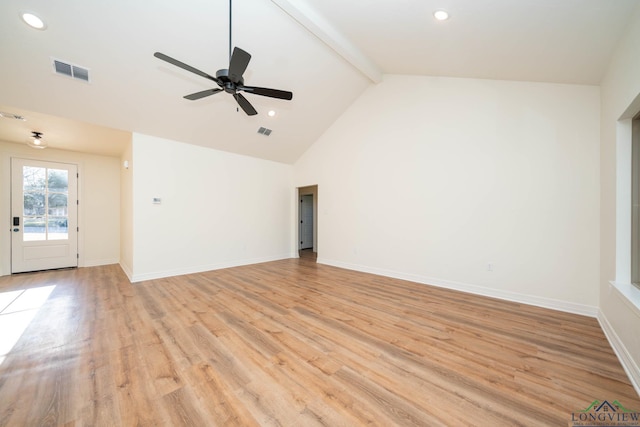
(267, 110), (276, 117)
(434, 10), (449, 21)
(21, 12), (46, 30)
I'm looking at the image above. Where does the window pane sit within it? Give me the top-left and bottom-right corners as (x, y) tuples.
(48, 169), (68, 194)
(23, 167), (45, 191)
(24, 192), (45, 215)
(24, 217), (46, 241)
(48, 193), (68, 216)
(48, 217), (68, 240)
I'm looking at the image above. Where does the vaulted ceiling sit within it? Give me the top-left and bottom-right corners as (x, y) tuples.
(0, 0), (638, 163)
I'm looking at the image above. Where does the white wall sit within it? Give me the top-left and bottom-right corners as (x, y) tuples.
(294, 75), (600, 315)
(0, 141), (120, 275)
(599, 5), (640, 394)
(129, 133), (293, 281)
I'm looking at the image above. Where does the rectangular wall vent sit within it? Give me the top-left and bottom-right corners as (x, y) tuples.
(0, 111), (25, 121)
(257, 127), (272, 136)
(52, 59), (90, 82)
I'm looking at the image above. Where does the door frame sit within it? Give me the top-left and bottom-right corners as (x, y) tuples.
(299, 194), (314, 250)
(297, 185), (318, 254)
(11, 157), (79, 273)
(1, 153), (84, 276)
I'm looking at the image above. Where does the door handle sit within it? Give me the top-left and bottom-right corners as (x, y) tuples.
(13, 228), (19, 232)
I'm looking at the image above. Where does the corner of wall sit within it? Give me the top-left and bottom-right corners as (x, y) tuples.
(119, 261), (133, 282)
(119, 137), (134, 277)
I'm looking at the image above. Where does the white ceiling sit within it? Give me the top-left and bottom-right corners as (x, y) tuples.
(0, 0), (638, 163)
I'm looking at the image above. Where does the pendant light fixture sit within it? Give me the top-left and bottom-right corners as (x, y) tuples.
(27, 131), (47, 149)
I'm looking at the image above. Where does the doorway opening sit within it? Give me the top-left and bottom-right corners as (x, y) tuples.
(298, 185), (317, 261)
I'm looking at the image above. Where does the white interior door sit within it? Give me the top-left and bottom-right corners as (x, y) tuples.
(300, 195), (313, 250)
(11, 158), (78, 273)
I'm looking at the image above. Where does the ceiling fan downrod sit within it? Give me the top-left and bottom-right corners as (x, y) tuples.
(229, 0), (233, 62)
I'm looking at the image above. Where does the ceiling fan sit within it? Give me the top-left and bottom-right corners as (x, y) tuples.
(153, 0), (293, 116)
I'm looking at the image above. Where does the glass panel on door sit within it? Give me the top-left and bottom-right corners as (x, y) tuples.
(22, 166), (70, 241)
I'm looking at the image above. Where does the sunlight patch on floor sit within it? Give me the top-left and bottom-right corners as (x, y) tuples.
(0, 285), (56, 366)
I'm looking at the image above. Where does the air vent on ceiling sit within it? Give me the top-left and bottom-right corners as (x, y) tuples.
(0, 111), (26, 121)
(257, 127), (272, 136)
(52, 59), (90, 82)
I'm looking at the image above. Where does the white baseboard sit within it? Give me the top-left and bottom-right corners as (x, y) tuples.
(598, 310), (640, 397)
(83, 258), (119, 268)
(129, 253), (292, 283)
(117, 254), (639, 395)
(119, 262), (133, 282)
(317, 257), (599, 317)
(319, 258), (640, 396)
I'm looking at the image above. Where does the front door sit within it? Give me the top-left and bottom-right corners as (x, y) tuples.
(11, 158), (78, 273)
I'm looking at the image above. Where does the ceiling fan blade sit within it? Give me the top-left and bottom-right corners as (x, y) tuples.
(233, 93), (258, 116)
(228, 47), (251, 83)
(239, 86), (293, 100)
(184, 88), (223, 100)
(154, 52), (218, 83)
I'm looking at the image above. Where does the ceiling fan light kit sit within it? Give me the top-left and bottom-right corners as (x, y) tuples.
(154, 0), (293, 116)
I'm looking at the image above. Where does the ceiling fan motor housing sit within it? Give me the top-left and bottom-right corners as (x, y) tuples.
(216, 69), (243, 93)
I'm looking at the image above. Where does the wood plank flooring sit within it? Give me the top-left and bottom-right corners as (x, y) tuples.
(0, 259), (638, 426)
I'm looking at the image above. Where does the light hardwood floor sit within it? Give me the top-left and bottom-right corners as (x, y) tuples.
(0, 259), (638, 426)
